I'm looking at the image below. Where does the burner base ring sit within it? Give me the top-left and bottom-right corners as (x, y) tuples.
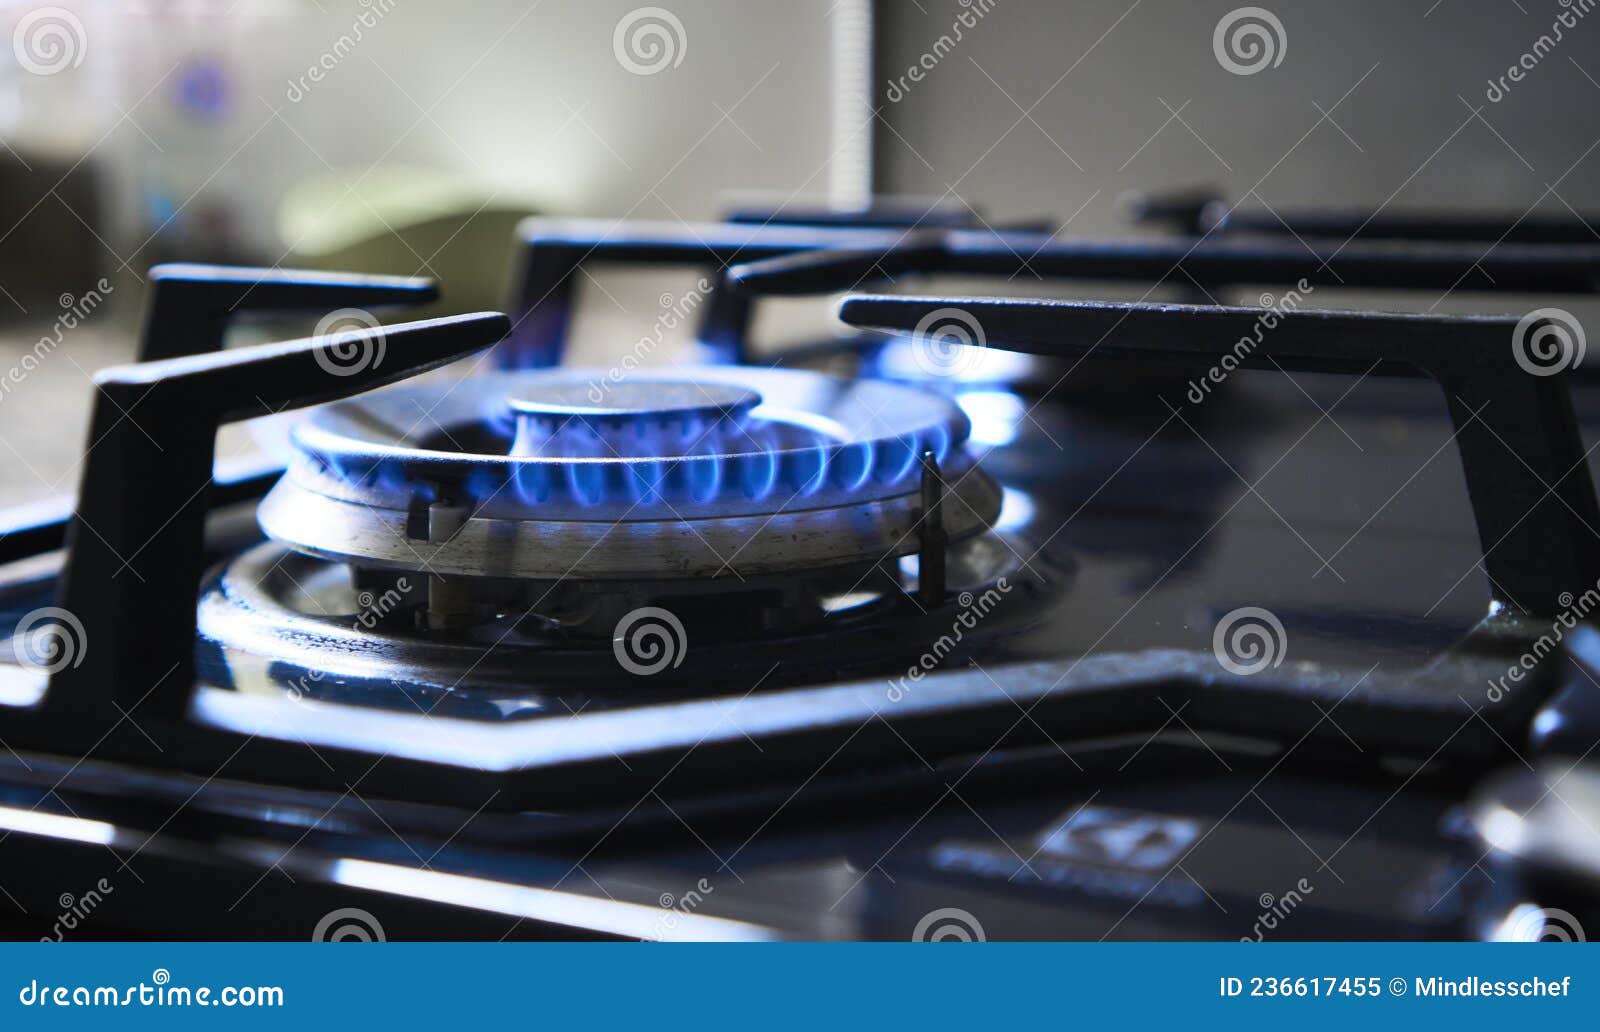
(259, 467), (1003, 579)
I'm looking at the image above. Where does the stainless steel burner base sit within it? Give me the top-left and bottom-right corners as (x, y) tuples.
(259, 465), (1002, 579)
(196, 533), (1034, 706)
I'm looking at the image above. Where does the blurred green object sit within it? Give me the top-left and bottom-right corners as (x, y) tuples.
(0, 150), (105, 324)
(278, 166), (542, 315)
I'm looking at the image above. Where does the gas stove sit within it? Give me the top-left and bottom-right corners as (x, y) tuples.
(1, 201), (1599, 942)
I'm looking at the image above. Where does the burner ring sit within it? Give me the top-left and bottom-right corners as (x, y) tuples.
(276, 367), (980, 517)
(259, 467), (1001, 578)
(261, 366), (1000, 578)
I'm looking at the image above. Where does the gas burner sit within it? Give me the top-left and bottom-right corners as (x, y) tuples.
(259, 366), (1001, 580)
(204, 364), (1022, 688)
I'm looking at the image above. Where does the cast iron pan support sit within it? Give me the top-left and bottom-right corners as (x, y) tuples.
(506, 218), (1600, 372)
(694, 203), (1048, 363)
(502, 220), (946, 369)
(504, 208), (1029, 370)
(138, 263), (438, 362)
(44, 312), (510, 724)
(839, 296), (1600, 618)
(725, 231), (1600, 297)
(0, 265), (438, 565)
(1123, 185), (1600, 246)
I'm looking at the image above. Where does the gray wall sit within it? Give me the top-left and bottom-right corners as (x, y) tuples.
(876, 0), (1600, 235)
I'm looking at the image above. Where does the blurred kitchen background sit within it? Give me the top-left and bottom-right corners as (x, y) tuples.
(0, 0), (1597, 505)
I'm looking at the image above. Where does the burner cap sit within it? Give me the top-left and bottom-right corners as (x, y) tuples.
(506, 377), (760, 458)
(259, 366), (1001, 578)
(507, 378), (760, 425)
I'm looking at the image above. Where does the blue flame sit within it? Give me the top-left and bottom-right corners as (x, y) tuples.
(464, 467), (502, 504)
(883, 434), (920, 484)
(688, 448), (723, 503)
(836, 439), (874, 492)
(313, 400), (963, 515)
(739, 446), (779, 501)
(566, 461), (605, 507)
(626, 459), (667, 505)
(793, 442), (829, 497)
(514, 460), (552, 504)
